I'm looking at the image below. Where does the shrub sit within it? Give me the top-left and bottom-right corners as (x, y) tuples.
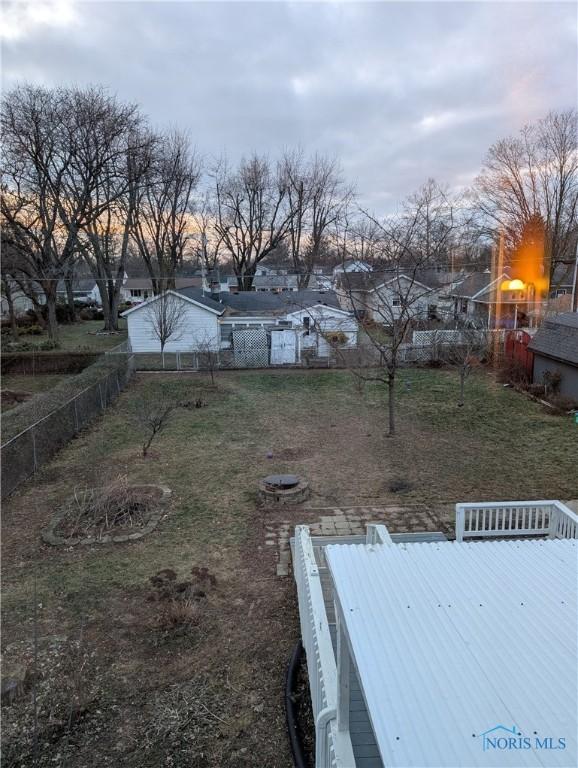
(527, 383), (546, 397)
(497, 360), (530, 387)
(1, 355), (129, 441)
(543, 370), (562, 396)
(22, 324), (44, 336)
(324, 330), (348, 346)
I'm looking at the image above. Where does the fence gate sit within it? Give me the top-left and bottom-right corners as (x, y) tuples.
(232, 328), (268, 367)
(270, 330), (297, 364)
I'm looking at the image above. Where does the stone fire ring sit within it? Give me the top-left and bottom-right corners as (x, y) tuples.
(258, 474), (310, 505)
(42, 484), (172, 547)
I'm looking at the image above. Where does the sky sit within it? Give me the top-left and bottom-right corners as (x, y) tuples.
(2, 0), (577, 214)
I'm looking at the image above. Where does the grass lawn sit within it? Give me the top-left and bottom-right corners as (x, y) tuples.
(2, 368), (577, 766)
(13, 319), (128, 352)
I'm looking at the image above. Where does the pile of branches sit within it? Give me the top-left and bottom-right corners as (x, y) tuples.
(57, 476), (156, 539)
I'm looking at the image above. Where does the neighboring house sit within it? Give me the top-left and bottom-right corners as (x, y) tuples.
(124, 276), (203, 303)
(203, 271), (299, 294)
(306, 269), (333, 291)
(449, 271), (517, 327)
(252, 274), (298, 293)
(122, 287), (358, 362)
(366, 274), (434, 322)
(335, 270), (439, 322)
(332, 259), (372, 278)
(528, 312), (578, 399)
(121, 289), (224, 352)
(549, 262), (576, 298)
(56, 278), (100, 305)
(218, 290), (358, 361)
(1, 280), (42, 316)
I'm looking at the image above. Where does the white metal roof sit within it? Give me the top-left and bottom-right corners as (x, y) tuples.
(325, 539), (577, 768)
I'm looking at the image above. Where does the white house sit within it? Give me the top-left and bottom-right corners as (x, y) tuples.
(284, 304), (358, 357)
(122, 287), (359, 363)
(366, 274), (434, 322)
(121, 289), (224, 352)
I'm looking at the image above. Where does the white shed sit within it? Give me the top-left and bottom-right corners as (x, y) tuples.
(121, 289), (224, 353)
(284, 304), (358, 356)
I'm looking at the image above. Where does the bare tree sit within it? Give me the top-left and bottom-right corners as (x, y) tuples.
(132, 131), (201, 293)
(211, 154), (293, 290)
(144, 291), (188, 366)
(334, 183), (460, 435)
(133, 396), (180, 457)
(437, 323), (490, 406)
(191, 191), (226, 273)
(283, 152), (352, 287)
(195, 333), (220, 386)
(475, 110), (578, 283)
(78, 129), (153, 331)
(1, 85), (141, 339)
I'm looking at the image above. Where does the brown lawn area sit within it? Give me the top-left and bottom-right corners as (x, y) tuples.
(2, 368), (577, 767)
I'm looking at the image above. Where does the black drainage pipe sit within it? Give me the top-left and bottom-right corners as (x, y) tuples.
(285, 639), (308, 768)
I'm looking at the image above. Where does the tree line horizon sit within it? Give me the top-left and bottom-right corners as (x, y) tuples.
(1, 83), (576, 338)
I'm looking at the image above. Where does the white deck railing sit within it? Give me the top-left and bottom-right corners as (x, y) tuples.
(455, 500), (578, 542)
(366, 523), (394, 545)
(294, 526), (356, 768)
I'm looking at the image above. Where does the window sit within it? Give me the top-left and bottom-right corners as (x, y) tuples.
(132, 289), (142, 297)
(392, 298), (401, 307)
(303, 317), (312, 335)
(220, 325), (233, 343)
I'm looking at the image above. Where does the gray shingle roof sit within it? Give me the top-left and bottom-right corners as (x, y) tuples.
(172, 287), (225, 313)
(218, 289), (342, 315)
(450, 272), (494, 298)
(528, 312), (578, 365)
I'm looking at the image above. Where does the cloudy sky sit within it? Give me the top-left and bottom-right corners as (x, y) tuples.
(2, 1), (577, 213)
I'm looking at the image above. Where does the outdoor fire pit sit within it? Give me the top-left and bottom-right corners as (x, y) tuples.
(258, 474), (310, 505)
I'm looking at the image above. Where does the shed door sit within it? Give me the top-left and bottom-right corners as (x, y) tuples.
(270, 330), (297, 364)
(317, 332), (331, 357)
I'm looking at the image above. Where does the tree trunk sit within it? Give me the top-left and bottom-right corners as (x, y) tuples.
(3, 283), (19, 341)
(458, 371), (466, 407)
(45, 287), (59, 340)
(64, 271), (77, 321)
(387, 373), (396, 436)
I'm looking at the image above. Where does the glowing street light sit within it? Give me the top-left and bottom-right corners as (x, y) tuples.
(500, 279), (527, 329)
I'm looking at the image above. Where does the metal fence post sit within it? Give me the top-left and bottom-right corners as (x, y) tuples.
(99, 381), (104, 410)
(73, 396), (79, 432)
(32, 425), (37, 474)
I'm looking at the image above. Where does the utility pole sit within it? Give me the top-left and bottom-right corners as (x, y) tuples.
(570, 239), (578, 312)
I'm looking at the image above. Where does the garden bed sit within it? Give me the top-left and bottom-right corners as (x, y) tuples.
(42, 482), (171, 546)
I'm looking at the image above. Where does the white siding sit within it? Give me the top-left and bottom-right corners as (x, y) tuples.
(285, 305), (358, 353)
(126, 296), (220, 352)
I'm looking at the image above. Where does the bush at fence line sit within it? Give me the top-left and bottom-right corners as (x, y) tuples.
(2, 354), (132, 443)
(1, 351), (100, 376)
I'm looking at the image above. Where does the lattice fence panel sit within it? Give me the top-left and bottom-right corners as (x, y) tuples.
(232, 329), (269, 367)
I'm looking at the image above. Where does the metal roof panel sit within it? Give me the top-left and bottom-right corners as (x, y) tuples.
(325, 539), (577, 767)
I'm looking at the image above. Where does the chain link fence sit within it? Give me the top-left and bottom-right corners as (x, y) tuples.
(1, 355), (135, 499)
